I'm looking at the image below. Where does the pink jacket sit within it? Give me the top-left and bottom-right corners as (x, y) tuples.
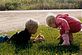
(55, 14), (81, 34)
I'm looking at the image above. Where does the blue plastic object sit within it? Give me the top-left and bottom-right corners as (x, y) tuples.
(0, 35), (9, 42)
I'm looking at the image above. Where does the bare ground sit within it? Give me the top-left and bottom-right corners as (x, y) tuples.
(0, 9), (82, 33)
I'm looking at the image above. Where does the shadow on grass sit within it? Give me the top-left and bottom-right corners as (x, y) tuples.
(10, 41), (33, 54)
(38, 43), (80, 54)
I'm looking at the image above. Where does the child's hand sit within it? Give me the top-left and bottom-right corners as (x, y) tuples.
(33, 34), (45, 43)
(65, 31), (69, 34)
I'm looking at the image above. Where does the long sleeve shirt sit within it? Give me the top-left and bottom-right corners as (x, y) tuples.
(55, 14), (81, 34)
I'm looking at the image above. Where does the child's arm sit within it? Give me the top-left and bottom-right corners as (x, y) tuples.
(56, 18), (70, 33)
(57, 18), (70, 45)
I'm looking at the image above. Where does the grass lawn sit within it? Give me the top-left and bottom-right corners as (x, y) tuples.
(0, 18), (81, 55)
(0, 25), (82, 55)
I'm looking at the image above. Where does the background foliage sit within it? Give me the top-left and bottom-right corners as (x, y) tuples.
(0, 0), (82, 10)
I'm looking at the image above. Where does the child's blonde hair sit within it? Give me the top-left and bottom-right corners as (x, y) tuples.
(46, 13), (55, 26)
(25, 19), (38, 30)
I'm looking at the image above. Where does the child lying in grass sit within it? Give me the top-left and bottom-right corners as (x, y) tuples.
(46, 13), (82, 46)
(8, 19), (38, 45)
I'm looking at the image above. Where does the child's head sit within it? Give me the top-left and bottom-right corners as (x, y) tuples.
(25, 19), (38, 34)
(46, 14), (57, 28)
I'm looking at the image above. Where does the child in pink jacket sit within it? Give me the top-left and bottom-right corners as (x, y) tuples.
(46, 13), (82, 45)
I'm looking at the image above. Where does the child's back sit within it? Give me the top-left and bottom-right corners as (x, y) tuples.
(9, 28), (31, 44)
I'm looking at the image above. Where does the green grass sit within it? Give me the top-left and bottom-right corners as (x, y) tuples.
(0, 25), (82, 55)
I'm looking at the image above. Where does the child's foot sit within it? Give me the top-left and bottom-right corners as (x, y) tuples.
(61, 41), (70, 46)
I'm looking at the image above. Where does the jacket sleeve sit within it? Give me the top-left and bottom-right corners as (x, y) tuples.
(57, 18), (70, 33)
